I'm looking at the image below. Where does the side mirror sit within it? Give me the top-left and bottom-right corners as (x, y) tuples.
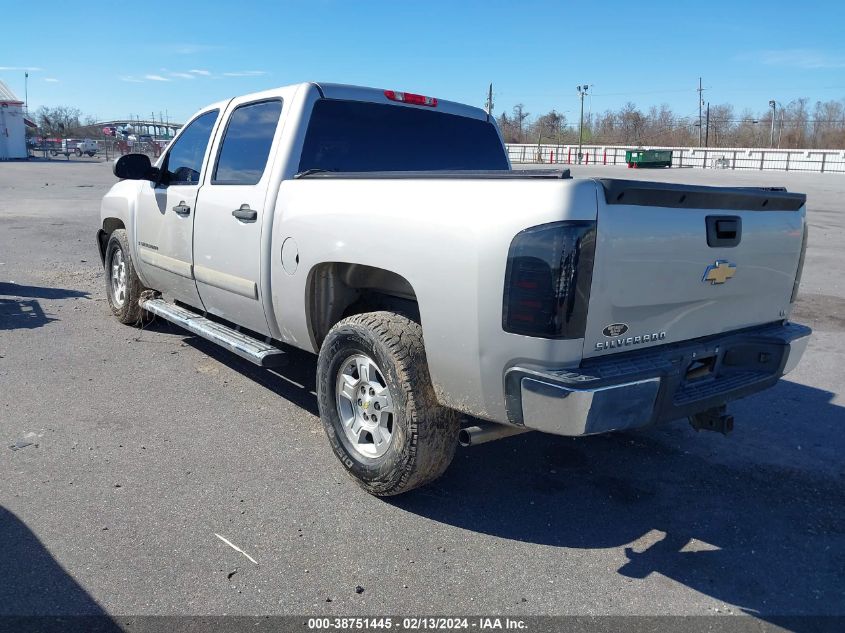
(113, 153), (157, 181)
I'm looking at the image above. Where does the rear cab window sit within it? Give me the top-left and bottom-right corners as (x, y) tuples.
(298, 99), (508, 173)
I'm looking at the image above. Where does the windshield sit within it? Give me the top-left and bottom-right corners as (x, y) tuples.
(298, 99), (508, 173)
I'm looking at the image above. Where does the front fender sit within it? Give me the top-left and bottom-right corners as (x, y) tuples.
(99, 180), (145, 282)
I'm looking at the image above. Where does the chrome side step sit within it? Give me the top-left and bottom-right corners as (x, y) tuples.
(140, 297), (286, 368)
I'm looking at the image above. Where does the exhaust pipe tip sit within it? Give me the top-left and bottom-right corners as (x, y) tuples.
(458, 422), (531, 447)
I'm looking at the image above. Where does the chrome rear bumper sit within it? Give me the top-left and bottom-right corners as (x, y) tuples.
(504, 322), (811, 437)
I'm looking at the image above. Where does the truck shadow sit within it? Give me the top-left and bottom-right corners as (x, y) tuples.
(142, 320), (845, 625)
(0, 506), (121, 631)
(144, 319), (320, 416)
(391, 379), (845, 626)
(0, 282), (89, 331)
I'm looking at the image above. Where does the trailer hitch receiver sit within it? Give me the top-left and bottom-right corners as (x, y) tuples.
(689, 405), (734, 435)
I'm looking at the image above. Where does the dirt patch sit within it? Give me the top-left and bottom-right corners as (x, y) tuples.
(792, 293), (845, 332)
(196, 361), (220, 376)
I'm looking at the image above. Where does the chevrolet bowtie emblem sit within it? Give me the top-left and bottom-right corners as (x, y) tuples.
(702, 260), (737, 284)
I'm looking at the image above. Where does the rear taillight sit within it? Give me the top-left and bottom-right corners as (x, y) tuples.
(384, 90), (438, 107)
(790, 222), (808, 304)
(503, 221), (596, 339)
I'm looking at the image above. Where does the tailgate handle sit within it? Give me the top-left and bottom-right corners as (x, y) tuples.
(706, 215), (741, 247)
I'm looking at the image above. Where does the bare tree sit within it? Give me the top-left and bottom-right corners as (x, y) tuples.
(618, 102), (645, 144)
(504, 96), (845, 149)
(33, 105), (85, 137)
(496, 112), (518, 143)
(532, 110), (567, 144)
(779, 98), (810, 148)
(511, 104), (530, 143)
(813, 100), (845, 148)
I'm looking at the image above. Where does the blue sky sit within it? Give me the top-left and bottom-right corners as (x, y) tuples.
(2, 0), (844, 125)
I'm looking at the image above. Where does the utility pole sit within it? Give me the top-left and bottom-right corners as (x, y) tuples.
(577, 84), (589, 164)
(769, 100), (776, 148)
(705, 102), (710, 147)
(485, 83), (494, 116)
(24, 72), (28, 114)
(697, 77), (705, 147)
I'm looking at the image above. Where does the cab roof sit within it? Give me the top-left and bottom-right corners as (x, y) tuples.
(312, 82), (491, 122)
(204, 82), (490, 123)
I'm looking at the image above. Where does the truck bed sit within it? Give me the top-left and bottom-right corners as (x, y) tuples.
(299, 169), (806, 211)
(295, 169), (573, 179)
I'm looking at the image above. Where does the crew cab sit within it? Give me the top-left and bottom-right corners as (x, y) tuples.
(97, 82), (811, 495)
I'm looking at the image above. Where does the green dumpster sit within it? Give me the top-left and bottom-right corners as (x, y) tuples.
(625, 149), (672, 168)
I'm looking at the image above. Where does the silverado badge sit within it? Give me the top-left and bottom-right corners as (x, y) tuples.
(702, 260), (736, 285)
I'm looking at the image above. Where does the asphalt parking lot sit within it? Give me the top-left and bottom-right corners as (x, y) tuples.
(1, 160), (843, 625)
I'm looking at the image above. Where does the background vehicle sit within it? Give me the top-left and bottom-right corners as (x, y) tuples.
(97, 82), (811, 496)
(50, 138), (98, 157)
(625, 148), (672, 168)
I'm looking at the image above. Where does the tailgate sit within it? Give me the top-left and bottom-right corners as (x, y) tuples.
(584, 179), (806, 358)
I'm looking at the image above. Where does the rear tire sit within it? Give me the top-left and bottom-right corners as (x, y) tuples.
(317, 311), (459, 496)
(104, 229), (146, 325)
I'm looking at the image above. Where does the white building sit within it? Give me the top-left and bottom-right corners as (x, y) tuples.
(0, 79), (30, 160)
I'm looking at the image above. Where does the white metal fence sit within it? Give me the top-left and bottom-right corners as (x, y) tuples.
(507, 144), (845, 173)
(27, 138), (168, 161)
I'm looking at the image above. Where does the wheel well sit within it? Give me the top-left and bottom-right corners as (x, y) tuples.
(308, 263), (419, 348)
(98, 218), (125, 263)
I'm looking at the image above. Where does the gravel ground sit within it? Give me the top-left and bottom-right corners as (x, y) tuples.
(0, 159), (843, 627)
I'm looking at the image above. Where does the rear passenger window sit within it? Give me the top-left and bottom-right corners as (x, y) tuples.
(213, 100), (282, 185)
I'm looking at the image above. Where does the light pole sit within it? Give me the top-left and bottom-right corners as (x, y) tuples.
(577, 84), (589, 164)
(769, 100), (776, 148)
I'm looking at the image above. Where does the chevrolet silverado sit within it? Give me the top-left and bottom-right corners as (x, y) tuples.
(97, 82), (811, 495)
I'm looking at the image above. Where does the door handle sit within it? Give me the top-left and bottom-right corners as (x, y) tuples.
(232, 204), (257, 222)
(172, 202), (191, 216)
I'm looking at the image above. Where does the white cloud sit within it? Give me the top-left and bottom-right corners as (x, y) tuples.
(144, 74), (171, 82)
(0, 66), (43, 72)
(43, 77), (59, 83)
(745, 48), (845, 69)
(169, 72), (195, 79)
(222, 70), (267, 77)
(157, 43), (221, 55)
(189, 69), (211, 76)
(119, 76), (144, 83)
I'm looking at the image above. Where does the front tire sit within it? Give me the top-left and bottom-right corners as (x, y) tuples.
(317, 312), (459, 496)
(104, 229), (146, 325)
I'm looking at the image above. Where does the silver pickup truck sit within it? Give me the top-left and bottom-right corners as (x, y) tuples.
(97, 82), (811, 496)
